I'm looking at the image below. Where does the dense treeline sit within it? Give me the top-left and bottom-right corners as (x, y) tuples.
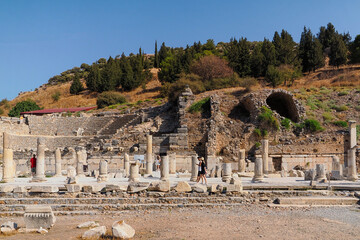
(47, 22), (360, 97)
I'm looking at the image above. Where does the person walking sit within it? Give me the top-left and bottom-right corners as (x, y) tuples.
(196, 156), (202, 183)
(155, 155), (161, 171)
(200, 157), (207, 185)
(30, 154), (36, 176)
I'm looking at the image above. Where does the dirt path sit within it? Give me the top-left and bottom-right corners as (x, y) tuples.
(1, 205), (360, 240)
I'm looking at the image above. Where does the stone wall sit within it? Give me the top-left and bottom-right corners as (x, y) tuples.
(0, 117), (30, 151)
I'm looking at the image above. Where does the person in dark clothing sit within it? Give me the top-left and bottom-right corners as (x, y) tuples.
(199, 157), (207, 185)
(30, 154), (36, 176)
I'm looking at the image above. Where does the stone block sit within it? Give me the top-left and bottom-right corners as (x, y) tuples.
(105, 184), (124, 192)
(82, 226), (106, 239)
(174, 181), (192, 193)
(77, 221), (100, 229)
(112, 220), (135, 239)
(13, 186), (28, 193)
(192, 183), (207, 193)
(0, 185), (15, 193)
(24, 206), (56, 230)
(1, 221), (17, 230)
(114, 172), (123, 178)
(29, 186), (59, 193)
(148, 181), (170, 192)
(127, 182), (149, 193)
(226, 183), (243, 192)
(304, 169), (316, 181)
(66, 184), (82, 193)
(330, 170), (343, 180)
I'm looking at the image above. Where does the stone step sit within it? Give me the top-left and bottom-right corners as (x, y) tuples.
(0, 197), (247, 206)
(275, 197), (359, 205)
(0, 203), (246, 216)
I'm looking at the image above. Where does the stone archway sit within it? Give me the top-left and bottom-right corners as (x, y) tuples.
(266, 92), (300, 122)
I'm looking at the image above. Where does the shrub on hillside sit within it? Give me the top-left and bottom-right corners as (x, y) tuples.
(70, 77), (84, 95)
(96, 91), (127, 108)
(303, 119), (324, 132)
(258, 106), (279, 130)
(188, 97), (210, 114)
(0, 108), (3, 115)
(190, 55), (234, 81)
(8, 100), (40, 117)
(332, 120), (348, 128)
(239, 77), (257, 92)
(281, 118), (291, 130)
(51, 91), (61, 102)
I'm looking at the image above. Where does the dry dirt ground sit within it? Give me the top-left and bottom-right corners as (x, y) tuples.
(1, 205), (360, 240)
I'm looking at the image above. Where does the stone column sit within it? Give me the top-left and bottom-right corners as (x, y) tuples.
(238, 149), (246, 173)
(124, 153), (130, 177)
(315, 164), (327, 182)
(160, 155), (169, 181)
(169, 153), (176, 174)
(190, 155), (198, 182)
(2, 132), (15, 183)
(145, 134), (153, 175)
(261, 139), (269, 174)
(222, 163), (232, 182)
(76, 149), (85, 178)
(97, 159), (108, 182)
(347, 148), (358, 181)
(32, 138), (46, 182)
(252, 157), (264, 182)
(128, 161), (140, 182)
(347, 120), (358, 181)
(54, 148), (62, 177)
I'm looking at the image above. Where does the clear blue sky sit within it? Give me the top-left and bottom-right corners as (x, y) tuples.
(1, 0), (359, 100)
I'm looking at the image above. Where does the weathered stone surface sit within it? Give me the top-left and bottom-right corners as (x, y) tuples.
(288, 169), (298, 177)
(24, 206), (56, 230)
(304, 169), (316, 181)
(37, 227), (48, 234)
(192, 183), (207, 193)
(82, 226), (106, 239)
(148, 181), (170, 192)
(112, 220), (135, 239)
(127, 182), (149, 193)
(66, 184), (82, 193)
(0, 226), (15, 234)
(175, 181), (192, 192)
(210, 184), (223, 193)
(29, 186), (59, 193)
(77, 221), (100, 229)
(0, 185), (15, 193)
(13, 186), (27, 193)
(1, 221), (17, 230)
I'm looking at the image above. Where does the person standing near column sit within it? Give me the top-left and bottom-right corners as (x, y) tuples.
(30, 154), (36, 176)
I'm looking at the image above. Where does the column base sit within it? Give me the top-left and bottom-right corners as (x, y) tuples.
(347, 175), (358, 181)
(97, 175), (108, 182)
(190, 176), (197, 182)
(1, 177), (14, 183)
(252, 176), (264, 183)
(128, 177), (140, 182)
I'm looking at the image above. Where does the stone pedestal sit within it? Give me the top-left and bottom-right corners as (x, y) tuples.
(76, 149), (85, 178)
(54, 148), (62, 177)
(347, 148), (358, 181)
(160, 155), (169, 181)
(66, 166), (77, 184)
(124, 153), (130, 177)
(169, 153), (176, 174)
(128, 162), (140, 182)
(261, 139), (269, 174)
(24, 206), (56, 230)
(2, 132), (15, 183)
(190, 156), (198, 182)
(238, 149), (246, 173)
(315, 164), (327, 182)
(222, 163), (232, 182)
(97, 159), (108, 182)
(32, 138), (46, 182)
(252, 157), (264, 182)
(145, 134), (153, 175)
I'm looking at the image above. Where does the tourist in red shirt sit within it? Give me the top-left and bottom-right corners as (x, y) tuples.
(30, 154), (36, 176)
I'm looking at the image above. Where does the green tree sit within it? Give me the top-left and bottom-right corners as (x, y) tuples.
(225, 37), (251, 77)
(70, 73), (84, 95)
(9, 100), (40, 117)
(121, 58), (135, 91)
(299, 27), (324, 72)
(273, 30), (298, 66)
(86, 64), (101, 91)
(261, 38), (276, 75)
(250, 42), (264, 77)
(350, 35), (360, 64)
(154, 40), (159, 68)
(329, 34), (348, 67)
(317, 22), (336, 50)
(158, 42), (170, 65)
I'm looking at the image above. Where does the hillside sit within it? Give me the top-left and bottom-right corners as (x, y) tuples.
(1, 65), (360, 117)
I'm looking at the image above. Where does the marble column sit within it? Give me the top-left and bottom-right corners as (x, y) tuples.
(124, 153), (130, 177)
(128, 161), (140, 182)
(169, 153), (176, 174)
(252, 157), (264, 182)
(347, 120), (358, 181)
(238, 149), (246, 173)
(97, 159), (108, 182)
(222, 163), (232, 182)
(160, 155), (169, 181)
(2, 132), (15, 183)
(347, 148), (358, 181)
(261, 139), (269, 174)
(145, 134), (153, 175)
(32, 137), (46, 182)
(76, 148), (85, 178)
(54, 148), (62, 177)
(190, 155), (198, 182)
(315, 164), (327, 182)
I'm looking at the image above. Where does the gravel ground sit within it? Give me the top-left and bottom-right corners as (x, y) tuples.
(1, 205), (360, 240)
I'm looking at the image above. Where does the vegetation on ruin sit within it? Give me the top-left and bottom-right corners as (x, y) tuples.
(188, 97), (210, 114)
(280, 118), (291, 130)
(258, 106), (279, 130)
(332, 120), (348, 128)
(8, 100), (40, 117)
(302, 119), (324, 132)
(96, 91), (127, 108)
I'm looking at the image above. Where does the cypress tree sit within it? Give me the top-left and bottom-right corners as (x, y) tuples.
(350, 35), (360, 64)
(70, 73), (84, 95)
(299, 27), (324, 72)
(154, 41), (159, 68)
(250, 43), (264, 77)
(261, 38), (276, 75)
(329, 34), (348, 67)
